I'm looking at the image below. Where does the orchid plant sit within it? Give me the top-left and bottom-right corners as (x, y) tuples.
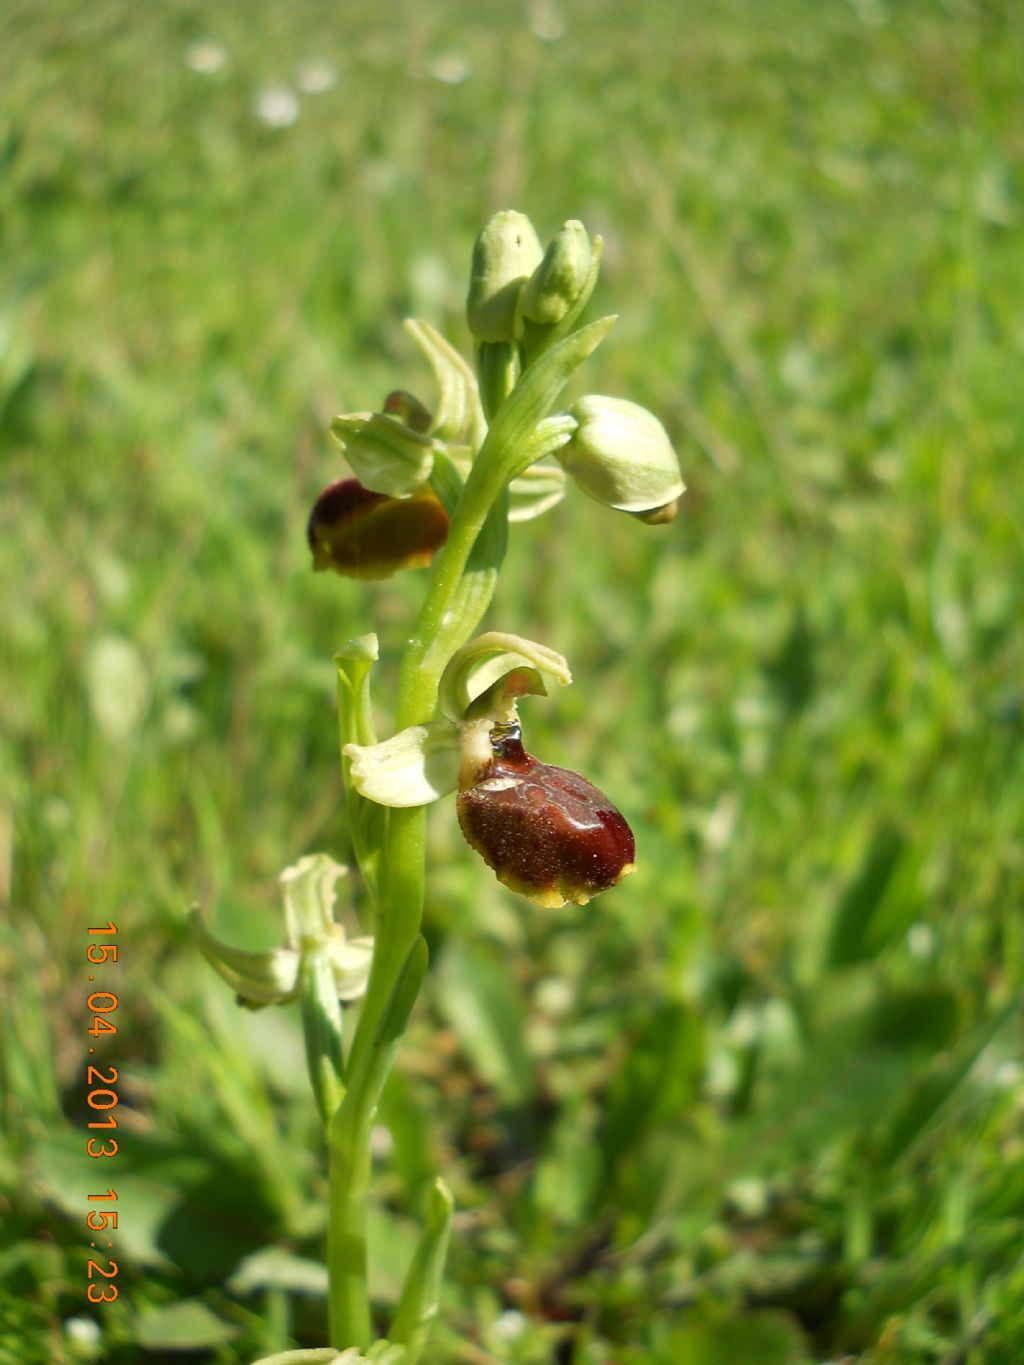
(192, 210), (684, 1363)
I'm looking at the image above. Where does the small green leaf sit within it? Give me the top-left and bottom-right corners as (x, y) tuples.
(336, 636), (384, 896)
(483, 313), (617, 490)
(389, 1177), (454, 1364)
(228, 1245), (329, 1296)
(377, 937), (429, 1047)
(133, 1299), (240, 1350)
(300, 949), (346, 1127)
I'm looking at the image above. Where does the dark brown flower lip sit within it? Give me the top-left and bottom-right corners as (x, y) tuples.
(307, 477), (449, 580)
(457, 729), (635, 908)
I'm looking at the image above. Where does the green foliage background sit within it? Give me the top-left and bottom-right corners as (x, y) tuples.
(2, 0), (1023, 1361)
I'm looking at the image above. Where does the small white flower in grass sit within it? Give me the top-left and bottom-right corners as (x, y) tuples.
(492, 1310), (527, 1342)
(370, 1125), (394, 1159)
(428, 53), (472, 85)
(297, 59), (337, 94)
(254, 85), (300, 129)
(527, 0), (568, 42)
(185, 40), (227, 74)
(907, 922), (936, 961)
(65, 1318), (101, 1348)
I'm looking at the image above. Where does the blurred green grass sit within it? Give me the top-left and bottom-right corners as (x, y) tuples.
(2, 0), (1023, 1360)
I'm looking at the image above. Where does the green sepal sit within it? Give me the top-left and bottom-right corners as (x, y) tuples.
(389, 1177), (454, 1364)
(329, 413), (435, 498)
(188, 906), (299, 1007)
(446, 448), (566, 522)
(507, 460), (566, 521)
(404, 318), (484, 446)
(335, 635), (379, 750)
(345, 721), (462, 808)
(336, 636), (385, 902)
(281, 853), (348, 944)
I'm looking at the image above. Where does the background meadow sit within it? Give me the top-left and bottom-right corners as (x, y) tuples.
(2, 0), (1023, 1360)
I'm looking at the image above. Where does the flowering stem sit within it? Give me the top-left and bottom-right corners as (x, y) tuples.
(325, 309), (615, 1353)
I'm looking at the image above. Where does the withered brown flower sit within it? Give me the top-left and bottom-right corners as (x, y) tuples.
(307, 478), (449, 580)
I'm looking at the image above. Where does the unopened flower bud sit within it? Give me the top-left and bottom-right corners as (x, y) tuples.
(382, 389), (433, 433)
(522, 220), (592, 325)
(457, 727), (635, 908)
(307, 478), (449, 580)
(330, 411), (435, 498)
(466, 210), (543, 343)
(559, 395), (685, 514)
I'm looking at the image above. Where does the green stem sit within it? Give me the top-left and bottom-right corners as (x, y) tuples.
(326, 809), (425, 1348)
(327, 1128), (373, 1348)
(327, 938), (428, 1348)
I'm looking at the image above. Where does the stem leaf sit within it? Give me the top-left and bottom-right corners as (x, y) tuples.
(389, 1177), (454, 1365)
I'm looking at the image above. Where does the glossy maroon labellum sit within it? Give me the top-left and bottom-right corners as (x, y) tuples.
(307, 477), (449, 580)
(457, 725), (635, 908)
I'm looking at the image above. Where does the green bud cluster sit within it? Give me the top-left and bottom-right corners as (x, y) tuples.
(466, 210), (594, 347)
(462, 210), (685, 516)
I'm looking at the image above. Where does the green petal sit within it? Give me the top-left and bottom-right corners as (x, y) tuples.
(404, 318), (484, 446)
(326, 932), (375, 1001)
(280, 853), (348, 947)
(344, 722), (461, 808)
(438, 631), (571, 723)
